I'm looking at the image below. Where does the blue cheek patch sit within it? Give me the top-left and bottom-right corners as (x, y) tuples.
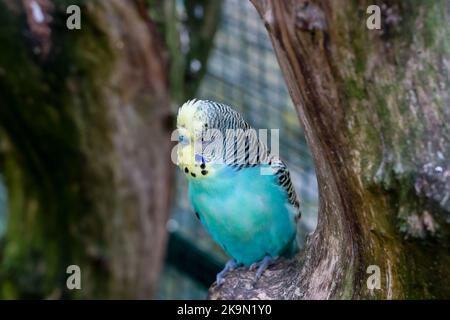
(195, 153), (208, 164)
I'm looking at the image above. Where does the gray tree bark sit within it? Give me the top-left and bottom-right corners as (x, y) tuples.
(210, 0), (450, 299)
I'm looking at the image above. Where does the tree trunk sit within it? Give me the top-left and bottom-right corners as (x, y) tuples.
(0, 0), (173, 298)
(210, 0), (450, 299)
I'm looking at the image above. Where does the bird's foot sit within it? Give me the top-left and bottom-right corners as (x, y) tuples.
(216, 259), (238, 286)
(250, 255), (278, 284)
(249, 261), (259, 271)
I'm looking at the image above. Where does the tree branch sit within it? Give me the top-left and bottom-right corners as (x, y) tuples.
(210, 0), (450, 299)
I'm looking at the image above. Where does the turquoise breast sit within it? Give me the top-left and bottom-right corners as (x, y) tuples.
(188, 165), (297, 266)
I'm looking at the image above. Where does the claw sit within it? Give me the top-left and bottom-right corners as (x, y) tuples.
(249, 262), (259, 271)
(216, 259), (237, 286)
(252, 256), (277, 283)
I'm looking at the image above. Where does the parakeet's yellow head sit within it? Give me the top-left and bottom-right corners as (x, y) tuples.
(176, 99), (213, 179)
(176, 99), (256, 179)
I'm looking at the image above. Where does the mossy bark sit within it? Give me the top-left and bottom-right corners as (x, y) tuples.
(210, 0), (450, 299)
(0, 0), (173, 298)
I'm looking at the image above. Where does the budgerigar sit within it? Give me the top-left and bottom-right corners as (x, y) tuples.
(176, 99), (301, 284)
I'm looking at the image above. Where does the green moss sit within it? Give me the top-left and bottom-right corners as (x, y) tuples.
(343, 79), (366, 101)
(336, 0), (450, 300)
(422, 0), (450, 53)
(0, 0), (115, 298)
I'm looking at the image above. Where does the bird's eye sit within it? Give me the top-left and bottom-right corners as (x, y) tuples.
(178, 134), (189, 145)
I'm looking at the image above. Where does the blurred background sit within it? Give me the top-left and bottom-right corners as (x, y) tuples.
(0, 0), (317, 299)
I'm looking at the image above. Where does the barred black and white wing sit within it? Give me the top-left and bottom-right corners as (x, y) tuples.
(270, 158), (301, 222)
(198, 100), (301, 221)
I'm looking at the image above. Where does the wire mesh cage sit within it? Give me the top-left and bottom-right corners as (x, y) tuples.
(157, 0), (318, 299)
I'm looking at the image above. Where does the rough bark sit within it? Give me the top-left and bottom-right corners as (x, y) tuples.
(210, 0), (450, 299)
(0, 0), (173, 298)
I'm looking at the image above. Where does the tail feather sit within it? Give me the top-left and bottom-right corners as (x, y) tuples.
(281, 235), (298, 258)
